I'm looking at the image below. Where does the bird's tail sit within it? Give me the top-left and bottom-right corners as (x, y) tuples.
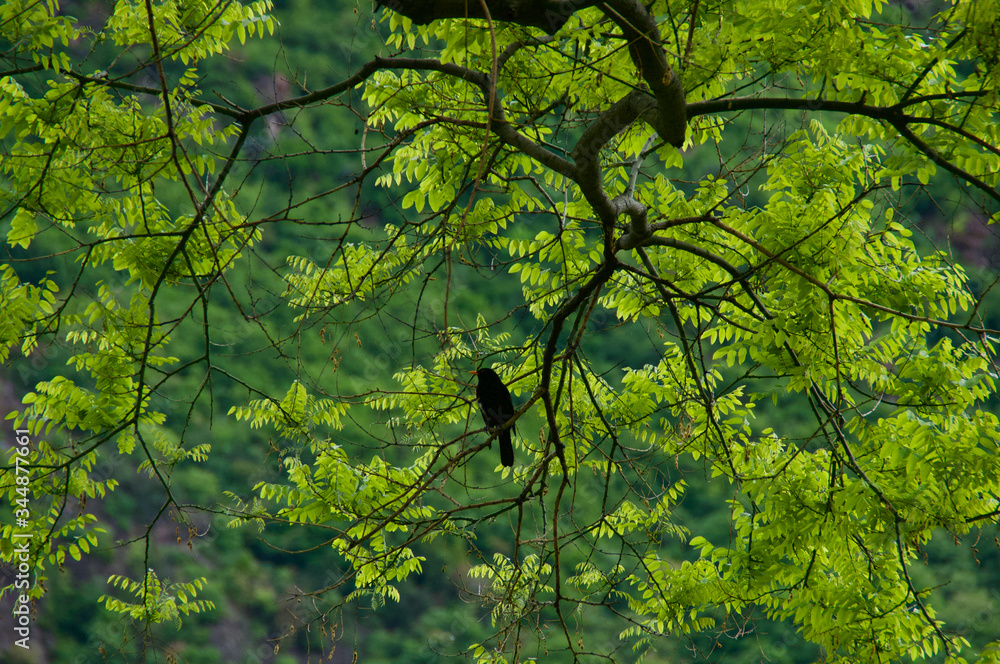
(499, 431), (514, 467)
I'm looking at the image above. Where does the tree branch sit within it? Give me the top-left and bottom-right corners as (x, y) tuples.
(688, 95), (1000, 204)
(380, 0), (687, 147)
(376, 0), (596, 34)
(602, 0), (686, 147)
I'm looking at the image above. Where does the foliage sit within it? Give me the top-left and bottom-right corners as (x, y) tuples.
(2, 0), (999, 662)
(100, 571), (214, 627)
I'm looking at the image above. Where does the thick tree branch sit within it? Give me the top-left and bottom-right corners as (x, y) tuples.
(571, 89), (657, 167)
(377, 0), (595, 34)
(381, 0), (687, 147)
(689, 95), (1000, 204)
(688, 94), (895, 118)
(891, 119), (1000, 205)
(602, 0), (686, 147)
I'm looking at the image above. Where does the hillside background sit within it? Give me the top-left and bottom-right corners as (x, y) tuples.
(1, 1), (999, 663)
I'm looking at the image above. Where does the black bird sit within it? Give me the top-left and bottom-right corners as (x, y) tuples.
(470, 367), (515, 467)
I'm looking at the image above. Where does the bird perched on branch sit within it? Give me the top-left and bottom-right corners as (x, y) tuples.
(470, 367), (515, 467)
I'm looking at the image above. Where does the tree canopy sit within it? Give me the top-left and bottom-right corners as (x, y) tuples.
(2, 0), (999, 662)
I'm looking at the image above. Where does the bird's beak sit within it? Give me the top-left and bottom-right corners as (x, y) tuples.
(469, 370), (479, 376)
